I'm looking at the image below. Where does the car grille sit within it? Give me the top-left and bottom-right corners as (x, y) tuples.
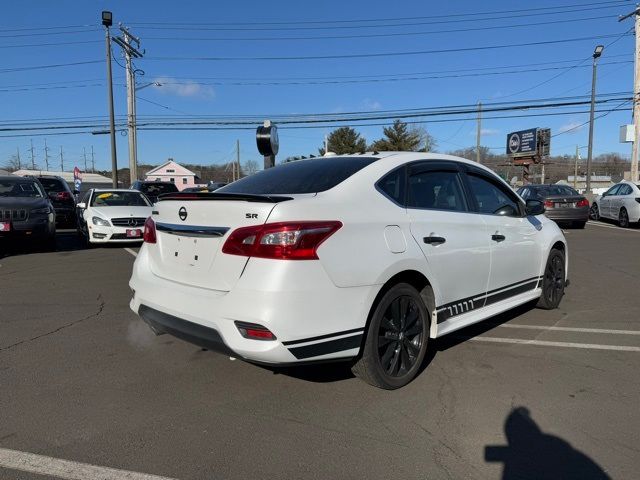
(0, 209), (28, 222)
(111, 217), (146, 227)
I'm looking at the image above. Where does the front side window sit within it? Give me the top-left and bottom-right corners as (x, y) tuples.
(407, 170), (467, 212)
(605, 185), (621, 196)
(467, 174), (520, 217)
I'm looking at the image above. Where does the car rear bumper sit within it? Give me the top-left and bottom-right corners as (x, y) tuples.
(129, 245), (376, 364)
(544, 207), (589, 222)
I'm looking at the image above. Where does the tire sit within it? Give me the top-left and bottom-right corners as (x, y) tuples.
(573, 221), (586, 229)
(537, 248), (566, 310)
(352, 283), (430, 389)
(589, 203), (600, 221)
(618, 208), (630, 228)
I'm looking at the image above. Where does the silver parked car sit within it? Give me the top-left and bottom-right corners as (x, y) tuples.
(590, 181), (640, 228)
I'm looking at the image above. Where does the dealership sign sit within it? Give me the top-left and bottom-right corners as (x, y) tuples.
(506, 128), (538, 157)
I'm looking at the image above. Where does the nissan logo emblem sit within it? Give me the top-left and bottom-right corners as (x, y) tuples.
(178, 206), (188, 221)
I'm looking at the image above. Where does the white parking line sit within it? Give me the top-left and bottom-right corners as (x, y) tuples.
(0, 447), (177, 480)
(498, 324), (640, 335)
(587, 221), (640, 232)
(468, 336), (640, 352)
(124, 248), (138, 257)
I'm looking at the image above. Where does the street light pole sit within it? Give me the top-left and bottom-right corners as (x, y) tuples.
(586, 45), (604, 194)
(103, 11), (118, 188)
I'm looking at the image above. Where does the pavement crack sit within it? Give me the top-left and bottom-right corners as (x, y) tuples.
(0, 295), (105, 353)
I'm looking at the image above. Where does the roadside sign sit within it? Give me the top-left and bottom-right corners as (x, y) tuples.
(73, 166), (82, 181)
(506, 128), (538, 157)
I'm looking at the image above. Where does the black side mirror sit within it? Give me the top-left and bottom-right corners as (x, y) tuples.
(526, 199), (545, 216)
(494, 205), (518, 217)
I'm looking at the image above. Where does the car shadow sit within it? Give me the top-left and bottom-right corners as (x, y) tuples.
(485, 406), (610, 479)
(265, 301), (539, 385)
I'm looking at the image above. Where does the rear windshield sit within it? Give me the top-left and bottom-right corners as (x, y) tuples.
(530, 185), (579, 197)
(139, 183), (178, 195)
(38, 177), (66, 193)
(0, 179), (44, 198)
(91, 191), (150, 207)
(219, 156), (377, 194)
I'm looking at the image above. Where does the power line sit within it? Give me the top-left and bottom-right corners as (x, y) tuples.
(143, 15), (618, 42)
(0, 28), (99, 39)
(0, 24), (97, 33)
(145, 33), (631, 62)
(0, 60), (101, 74)
(129, 2), (631, 30)
(0, 40), (102, 49)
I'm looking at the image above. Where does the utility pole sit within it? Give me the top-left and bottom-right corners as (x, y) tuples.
(540, 163), (546, 184)
(620, 8), (640, 182)
(102, 11), (118, 188)
(586, 45), (604, 194)
(91, 146), (95, 173)
(16, 147), (21, 170)
(476, 101), (482, 163)
(29, 139), (36, 170)
(113, 25), (143, 184)
(324, 134), (328, 155)
(236, 139), (240, 180)
(59, 146), (64, 172)
(83, 147), (87, 172)
(43, 139), (50, 171)
(574, 145), (579, 189)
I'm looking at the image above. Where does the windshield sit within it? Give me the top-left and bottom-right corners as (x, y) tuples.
(219, 156), (377, 195)
(38, 178), (67, 193)
(0, 179), (45, 198)
(530, 185), (579, 197)
(139, 183), (179, 195)
(91, 191), (151, 207)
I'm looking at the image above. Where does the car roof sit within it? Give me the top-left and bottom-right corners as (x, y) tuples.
(92, 188), (140, 193)
(0, 175), (38, 182)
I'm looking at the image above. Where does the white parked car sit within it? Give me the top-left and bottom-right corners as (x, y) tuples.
(129, 153), (568, 389)
(589, 181), (640, 228)
(76, 189), (153, 244)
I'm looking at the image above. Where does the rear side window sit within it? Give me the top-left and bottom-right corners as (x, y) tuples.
(408, 171), (467, 212)
(142, 183), (178, 195)
(467, 174), (520, 217)
(618, 184), (633, 195)
(38, 178), (66, 193)
(377, 167), (405, 205)
(219, 157), (377, 194)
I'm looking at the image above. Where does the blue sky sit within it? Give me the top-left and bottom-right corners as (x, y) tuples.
(0, 0), (637, 172)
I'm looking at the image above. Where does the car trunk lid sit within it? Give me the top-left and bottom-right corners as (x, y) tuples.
(544, 194), (586, 208)
(148, 193), (291, 291)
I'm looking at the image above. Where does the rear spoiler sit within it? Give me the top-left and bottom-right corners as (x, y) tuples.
(156, 192), (293, 203)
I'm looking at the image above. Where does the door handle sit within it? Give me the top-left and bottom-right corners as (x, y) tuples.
(491, 234), (506, 242)
(423, 236), (446, 245)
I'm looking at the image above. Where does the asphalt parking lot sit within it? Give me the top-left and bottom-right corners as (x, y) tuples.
(1, 222), (639, 480)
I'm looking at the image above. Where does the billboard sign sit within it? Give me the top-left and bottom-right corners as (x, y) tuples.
(506, 128), (538, 157)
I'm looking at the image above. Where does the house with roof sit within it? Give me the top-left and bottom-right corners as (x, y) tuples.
(144, 159), (201, 191)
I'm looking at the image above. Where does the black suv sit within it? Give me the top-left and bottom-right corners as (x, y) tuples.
(130, 180), (179, 203)
(36, 175), (76, 227)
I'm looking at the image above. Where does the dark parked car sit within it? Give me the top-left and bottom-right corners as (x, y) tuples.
(35, 175), (76, 227)
(130, 180), (179, 203)
(0, 176), (56, 248)
(517, 184), (589, 228)
(182, 182), (228, 193)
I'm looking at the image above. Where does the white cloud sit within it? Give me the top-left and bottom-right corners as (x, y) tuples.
(153, 77), (215, 99)
(361, 98), (382, 111)
(558, 121), (585, 135)
(471, 128), (500, 136)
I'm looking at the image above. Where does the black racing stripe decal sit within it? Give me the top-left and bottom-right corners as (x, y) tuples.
(437, 277), (542, 324)
(287, 334), (363, 360)
(282, 327), (364, 346)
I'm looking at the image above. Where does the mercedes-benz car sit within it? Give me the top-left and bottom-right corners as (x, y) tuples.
(0, 175), (56, 248)
(589, 180), (640, 228)
(129, 153), (568, 389)
(76, 189), (153, 244)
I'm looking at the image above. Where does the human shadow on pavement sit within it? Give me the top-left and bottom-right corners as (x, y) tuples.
(485, 407), (610, 480)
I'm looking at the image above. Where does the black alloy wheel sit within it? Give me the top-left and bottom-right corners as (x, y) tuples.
(352, 283), (430, 389)
(537, 248), (565, 310)
(619, 208), (630, 228)
(589, 203), (600, 221)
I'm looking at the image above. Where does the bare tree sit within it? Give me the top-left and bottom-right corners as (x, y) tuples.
(243, 159), (260, 175)
(4, 154), (22, 172)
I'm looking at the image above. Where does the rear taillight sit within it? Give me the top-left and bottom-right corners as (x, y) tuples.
(55, 191), (72, 201)
(222, 221), (342, 260)
(143, 217), (156, 243)
(544, 200), (554, 208)
(576, 198), (589, 207)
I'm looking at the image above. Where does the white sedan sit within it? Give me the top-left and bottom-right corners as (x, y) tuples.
(77, 189), (153, 244)
(590, 180), (640, 228)
(129, 152), (567, 389)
